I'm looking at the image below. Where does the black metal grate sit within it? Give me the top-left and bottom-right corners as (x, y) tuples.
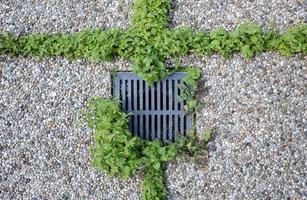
(112, 72), (192, 143)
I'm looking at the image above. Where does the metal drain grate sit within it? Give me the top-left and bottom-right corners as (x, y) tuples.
(112, 72), (192, 143)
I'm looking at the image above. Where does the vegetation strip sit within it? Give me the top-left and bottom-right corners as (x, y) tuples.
(1, 24), (306, 83)
(0, 0), (306, 84)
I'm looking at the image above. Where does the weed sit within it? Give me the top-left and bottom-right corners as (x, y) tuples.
(178, 67), (202, 113)
(87, 97), (210, 199)
(0, 12), (306, 84)
(87, 97), (144, 178)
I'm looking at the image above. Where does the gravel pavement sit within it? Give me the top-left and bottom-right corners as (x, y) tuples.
(0, 0), (133, 34)
(1, 0), (306, 199)
(171, 0), (306, 31)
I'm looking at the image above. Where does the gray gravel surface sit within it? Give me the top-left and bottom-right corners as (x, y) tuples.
(171, 0), (306, 31)
(0, 0), (133, 34)
(1, 0), (307, 199)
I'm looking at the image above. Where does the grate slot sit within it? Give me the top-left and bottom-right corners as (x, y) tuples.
(136, 80), (140, 110)
(163, 80), (167, 110)
(151, 114), (155, 140)
(130, 80), (136, 110)
(160, 115), (164, 140)
(154, 115), (158, 139)
(145, 114), (149, 140)
(166, 80), (169, 110)
(142, 115), (146, 139)
(174, 80), (178, 111)
(169, 80), (173, 111)
(162, 114), (167, 142)
(179, 80), (184, 111)
(153, 82), (157, 110)
(147, 84), (151, 110)
(157, 114), (161, 139)
(137, 115), (141, 137)
(127, 80), (132, 111)
(166, 115), (169, 141)
(139, 80), (144, 110)
(174, 115), (178, 141)
(125, 80), (128, 110)
(156, 82), (161, 110)
(113, 72), (193, 143)
(142, 81), (146, 110)
(172, 80), (175, 110)
(177, 80), (181, 110)
(160, 82), (164, 110)
(139, 115), (144, 138)
(183, 115), (187, 135)
(119, 80), (123, 109)
(168, 114), (173, 142)
(148, 115), (152, 140)
(145, 82), (149, 111)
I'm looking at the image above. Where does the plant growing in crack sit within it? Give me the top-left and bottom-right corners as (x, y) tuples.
(0, 0), (305, 84)
(177, 67), (202, 113)
(86, 97), (210, 200)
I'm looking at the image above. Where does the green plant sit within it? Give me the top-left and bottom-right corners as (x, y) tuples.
(1, 25), (306, 83)
(14, 29), (123, 60)
(230, 23), (265, 58)
(176, 126), (211, 165)
(141, 141), (178, 200)
(142, 166), (166, 200)
(276, 24), (307, 56)
(87, 97), (144, 178)
(87, 97), (209, 199)
(0, 32), (18, 54)
(116, 0), (172, 84)
(87, 97), (185, 199)
(178, 67), (202, 112)
(0, 0), (306, 84)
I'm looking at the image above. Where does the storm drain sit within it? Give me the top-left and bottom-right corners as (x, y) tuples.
(112, 72), (192, 143)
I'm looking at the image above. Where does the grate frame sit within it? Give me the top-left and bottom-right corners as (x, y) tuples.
(112, 72), (193, 143)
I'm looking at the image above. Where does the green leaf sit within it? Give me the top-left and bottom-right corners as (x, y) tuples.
(160, 154), (168, 161)
(122, 166), (131, 177)
(241, 45), (253, 58)
(153, 162), (161, 170)
(245, 26), (258, 34)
